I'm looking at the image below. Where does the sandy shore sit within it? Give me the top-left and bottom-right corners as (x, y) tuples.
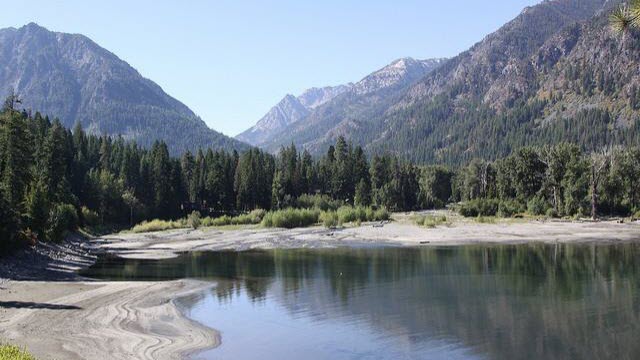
(0, 279), (218, 360)
(1, 213), (639, 359)
(98, 215), (640, 260)
(0, 235), (219, 360)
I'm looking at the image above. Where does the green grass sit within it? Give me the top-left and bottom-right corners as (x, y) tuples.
(414, 214), (448, 228)
(130, 219), (187, 233)
(0, 345), (36, 360)
(475, 216), (498, 224)
(129, 206), (389, 232)
(261, 208), (321, 228)
(202, 209), (266, 227)
(320, 211), (340, 228)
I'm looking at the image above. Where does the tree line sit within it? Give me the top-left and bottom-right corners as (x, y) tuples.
(1, 101), (639, 254)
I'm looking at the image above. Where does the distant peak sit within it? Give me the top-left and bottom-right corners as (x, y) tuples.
(22, 22), (48, 31)
(282, 94), (298, 102)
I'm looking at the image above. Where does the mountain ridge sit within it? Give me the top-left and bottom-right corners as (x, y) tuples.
(238, 57), (446, 149)
(0, 22), (249, 155)
(253, 0), (637, 164)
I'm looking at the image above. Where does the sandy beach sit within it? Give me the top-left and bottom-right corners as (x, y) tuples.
(1, 214), (640, 359)
(0, 280), (218, 360)
(99, 215), (640, 260)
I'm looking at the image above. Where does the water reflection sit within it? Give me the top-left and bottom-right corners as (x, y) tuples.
(84, 244), (640, 359)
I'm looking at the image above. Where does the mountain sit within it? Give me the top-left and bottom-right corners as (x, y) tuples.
(255, 0), (639, 164)
(0, 23), (248, 155)
(297, 84), (353, 109)
(236, 84), (351, 146)
(375, 0), (636, 164)
(240, 57), (445, 151)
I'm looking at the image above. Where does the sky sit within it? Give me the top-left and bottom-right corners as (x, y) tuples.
(1, 0), (540, 137)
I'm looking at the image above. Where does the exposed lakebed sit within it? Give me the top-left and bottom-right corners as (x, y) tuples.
(83, 244), (640, 359)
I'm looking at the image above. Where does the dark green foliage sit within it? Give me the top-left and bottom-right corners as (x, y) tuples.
(47, 203), (78, 243)
(456, 144), (640, 219)
(418, 166), (454, 209)
(458, 199), (500, 217)
(3, 98), (639, 254)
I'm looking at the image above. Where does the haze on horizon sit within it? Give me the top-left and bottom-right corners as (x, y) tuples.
(0, 0), (539, 136)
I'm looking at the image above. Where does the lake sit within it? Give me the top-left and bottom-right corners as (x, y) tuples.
(82, 243), (640, 359)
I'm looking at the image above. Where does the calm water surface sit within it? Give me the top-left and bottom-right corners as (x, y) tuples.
(83, 244), (640, 359)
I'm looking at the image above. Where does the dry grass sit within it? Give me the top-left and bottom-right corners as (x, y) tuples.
(0, 344), (36, 360)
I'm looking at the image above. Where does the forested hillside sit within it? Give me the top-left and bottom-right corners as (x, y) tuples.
(253, 58), (446, 152)
(0, 23), (248, 155)
(2, 101), (639, 254)
(261, 0), (640, 164)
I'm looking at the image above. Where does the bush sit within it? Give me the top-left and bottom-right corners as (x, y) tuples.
(527, 196), (549, 216)
(47, 203), (79, 242)
(0, 344), (36, 360)
(336, 206), (389, 224)
(81, 206), (100, 226)
(476, 216), (497, 224)
(458, 199), (499, 217)
(261, 208), (320, 228)
(373, 208), (390, 221)
(131, 219), (187, 233)
(201, 209), (266, 227)
(546, 207), (559, 218)
(415, 214), (448, 228)
(498, 200), (525, 218)
(187, 211), (202, 229)
(320, 211), (340, 228)
(295, 194), (343, 211)
(232, 209), (266, 225)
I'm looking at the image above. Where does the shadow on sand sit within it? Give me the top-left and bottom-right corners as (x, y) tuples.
(0, 301), (81, 310)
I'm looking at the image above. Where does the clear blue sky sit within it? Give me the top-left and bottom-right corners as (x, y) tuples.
(1, 0), (539, 136)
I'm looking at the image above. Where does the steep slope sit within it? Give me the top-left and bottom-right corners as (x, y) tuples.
(236, 94), (311, 146)
(371, 0), (636, 164)
(354, 0), (634, 164)
(260, 0), (627, 163)
(262, 57), (446, 152)
(297, 84), (353, 109)
(0, 23), (248, 155)
(236, 85), (351, 146)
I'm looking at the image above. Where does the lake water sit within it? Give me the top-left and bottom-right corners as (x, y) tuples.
(83, 244), (640, 359)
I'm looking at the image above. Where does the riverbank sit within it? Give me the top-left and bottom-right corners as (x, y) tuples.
(98, 212), (640, 260)
(1, 213), (639, 359)
(0, 235), (219, 360)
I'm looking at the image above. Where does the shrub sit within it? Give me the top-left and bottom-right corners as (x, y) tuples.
(201, 209), (266, 227)
(415, 214), (448, 228)
(498, 200), (525, 218)
(476, 216), (497, 224)
(373, 208), (390, 221)
(261, 208), (320, 228)
(295, 194), (343, 211)
(81, 206), (100, 226)
(187, 211), (202, 229)
(458, 199), (499, 217)
(527, 196), (549, 216)
(0, 344), (36, 360)
(320, 211), (340, 228)
(47, 203), (79, 242)
(232, 209), (266, 225)
(211, 215), (232, 226)
(546, 207), (559, 218)
(131, 219), (186, 233)
(335, 206), (389, 224)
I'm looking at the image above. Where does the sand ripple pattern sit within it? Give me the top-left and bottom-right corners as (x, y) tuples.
(0, 280), (219, 360)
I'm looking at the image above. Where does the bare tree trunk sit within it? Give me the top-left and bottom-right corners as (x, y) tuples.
(591, 179), (598, 221)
